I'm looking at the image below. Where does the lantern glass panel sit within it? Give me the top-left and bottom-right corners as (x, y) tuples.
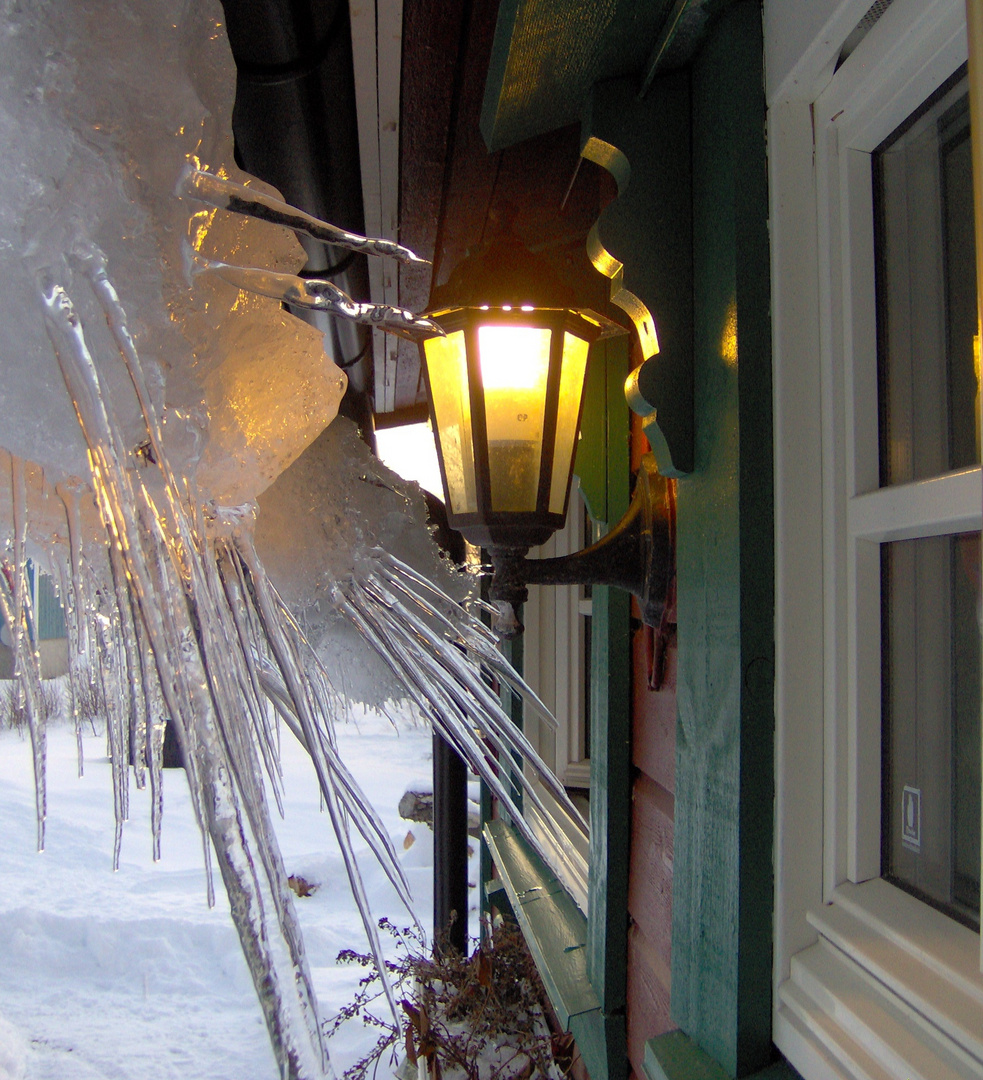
(478, 325), (552, 512)
(423, 330), (477, 514)
(548, 331), (590, 514)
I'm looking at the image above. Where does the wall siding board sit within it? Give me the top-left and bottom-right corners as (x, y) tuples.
(587, 335), (632, 1069)
(632, 631), (677, 793)
(627, 508), (676, 1075)
(628, 773), (674, 955)
(670, 2), (775, 1076)
(628, 923), (674, 1077)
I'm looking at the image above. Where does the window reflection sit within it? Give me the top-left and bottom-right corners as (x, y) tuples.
(875, 69), (980, 486)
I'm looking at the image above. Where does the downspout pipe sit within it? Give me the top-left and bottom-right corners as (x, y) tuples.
(219, 0), (376, 441)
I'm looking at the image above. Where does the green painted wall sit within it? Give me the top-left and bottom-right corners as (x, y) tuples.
(669, 2), (775, 1077)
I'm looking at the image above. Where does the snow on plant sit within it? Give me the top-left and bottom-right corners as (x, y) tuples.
(326, 918), (573, 1080)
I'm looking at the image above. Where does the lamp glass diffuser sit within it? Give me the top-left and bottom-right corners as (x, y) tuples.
(422, 329), (477, 514)
(420, 305), (604, 549)
(550, 332), (590, 513)
(478, 324), (551, 512)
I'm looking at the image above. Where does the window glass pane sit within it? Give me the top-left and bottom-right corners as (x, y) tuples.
(549, 333), (589, 515)
(478, 325), (551, 512)
(875, 70), (980, 486)
(881, 532), (981, 930)
(423, 331), (477, 514)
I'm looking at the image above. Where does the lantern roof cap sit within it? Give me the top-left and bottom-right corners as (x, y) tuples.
(429, 237), (577, 310)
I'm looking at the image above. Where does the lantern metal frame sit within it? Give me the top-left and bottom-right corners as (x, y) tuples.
(421, 303), (611, 550)
(416, 238), (674, 638)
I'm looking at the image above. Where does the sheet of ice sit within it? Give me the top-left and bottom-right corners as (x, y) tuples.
(0, 712), (443, 1080)
(0, 0), (346, 513)
(255, 417), (467, 707)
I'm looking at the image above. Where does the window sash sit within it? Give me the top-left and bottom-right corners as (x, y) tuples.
(771, 0), (983, 1075)
(812, 0), (980, 906)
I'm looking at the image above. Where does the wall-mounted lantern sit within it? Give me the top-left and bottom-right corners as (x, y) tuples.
(417, 239), (672, 636)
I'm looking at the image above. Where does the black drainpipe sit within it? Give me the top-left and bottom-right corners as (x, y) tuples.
(219, 0), (376, 442)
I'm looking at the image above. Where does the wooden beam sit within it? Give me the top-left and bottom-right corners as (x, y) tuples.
(580, 334), (633, 1080)
(669, 3), (774, 1075)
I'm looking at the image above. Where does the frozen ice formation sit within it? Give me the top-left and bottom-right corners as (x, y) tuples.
(254, 416), (468, 706)
(0, 2), (585, 1078)
(12, 270), (577, 1077)
(177, 165), (431, 268)
(188, 248), (445, 341)
(0, 0), (345, 509)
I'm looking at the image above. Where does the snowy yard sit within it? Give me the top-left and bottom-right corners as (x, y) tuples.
(0, 709), (442, 1080)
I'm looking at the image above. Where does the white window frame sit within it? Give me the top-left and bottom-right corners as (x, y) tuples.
(523, 478), (592, 791)
(522, 478), (591, 911)
(769, 0), (983, 1077)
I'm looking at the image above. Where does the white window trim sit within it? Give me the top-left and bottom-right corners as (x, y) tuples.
(770, 0), (983, 1077)
(523, 479), (591, 791)
(522, 479), (591, 911)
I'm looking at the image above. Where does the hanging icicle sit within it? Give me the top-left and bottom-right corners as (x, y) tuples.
(7, 226), (583, 1079)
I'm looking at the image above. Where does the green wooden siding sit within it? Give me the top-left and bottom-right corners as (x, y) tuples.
(669, 3), (774, 1077)
(581, 334), (633, 1080)
(484, 819), (600, 1027)
(0, 562), (67, 643)
(644, 1032), (804, 1080)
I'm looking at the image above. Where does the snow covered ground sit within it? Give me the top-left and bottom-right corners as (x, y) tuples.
(0, 709), (447, 1080)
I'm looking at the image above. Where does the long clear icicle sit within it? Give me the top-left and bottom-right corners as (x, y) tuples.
(187, 251), (443, 342)
(39, 268), (329, 1080)
(340, 568), (587, 853)
(0, 457), (47, 851)
(80, 251), (331, 1077)
(233, 533), (407, 1026)
(54, 487), (89, 774)
(20, 239), (589, 1078)
(175, 165), (429, 266)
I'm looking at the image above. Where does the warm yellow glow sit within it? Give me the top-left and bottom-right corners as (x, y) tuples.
(423, 331), (477, 514)
(478, 325), (551, 511)
(721, 298), (738, 366)
(549, 333), (590, 514)
(478, 326), (552, 390)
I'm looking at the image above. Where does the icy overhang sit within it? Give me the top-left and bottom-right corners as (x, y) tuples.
(0, 0), (347, 516)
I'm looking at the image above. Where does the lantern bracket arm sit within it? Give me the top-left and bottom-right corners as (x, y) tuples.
(488, 454), (672, 638)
